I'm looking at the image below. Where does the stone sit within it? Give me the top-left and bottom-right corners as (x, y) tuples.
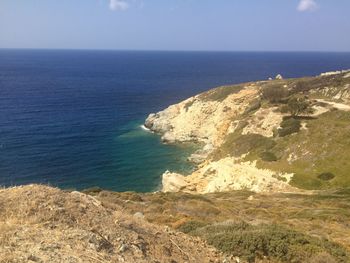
(133, 212), (145, 219)
(162, 171), (187, 192)
(275, 74), (283, 80)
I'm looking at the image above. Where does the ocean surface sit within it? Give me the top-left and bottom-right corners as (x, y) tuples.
(1, 50), (350, 192)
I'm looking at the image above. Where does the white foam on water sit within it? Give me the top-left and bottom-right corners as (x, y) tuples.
(140, 125), (153, 133)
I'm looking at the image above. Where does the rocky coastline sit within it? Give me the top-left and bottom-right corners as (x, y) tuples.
(145, 70), (350, 194)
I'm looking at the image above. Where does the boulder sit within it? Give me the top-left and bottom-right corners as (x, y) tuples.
(162, 171), (188, 192)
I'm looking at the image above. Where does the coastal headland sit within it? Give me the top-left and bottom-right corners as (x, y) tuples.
(2, 70), (350, 262)
(145, 70), (350, 194)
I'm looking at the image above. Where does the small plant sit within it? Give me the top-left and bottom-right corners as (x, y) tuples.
(285, 96), (314, 117)
(178, 220), (207, 233)
(278, 118), (301, 137)
(230, 134), (276, 156)
(199, 85), (244, 102)
(318, 172), (335, 181)
(262, 85), (290, 103)
(260, 151), (278, 162)
(244, 99), (261, 114)
(190, 222), (349, 263)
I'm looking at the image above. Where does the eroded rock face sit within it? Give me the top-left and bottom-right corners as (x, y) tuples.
(145, 85), (294, 194)
(145, 72), (350, 194)
(145, 87), (260, 147)
(242, 107), (284, 137)
(162, 157), (294, 194)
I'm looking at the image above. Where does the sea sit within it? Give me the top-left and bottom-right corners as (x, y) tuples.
(1, 50), (350, 192)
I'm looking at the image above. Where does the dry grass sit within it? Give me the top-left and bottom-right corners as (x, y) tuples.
(0, 185), (226, 263)
(93, 188), (350, 256)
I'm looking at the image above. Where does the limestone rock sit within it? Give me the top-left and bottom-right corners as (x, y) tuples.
(275, 74), (283, 80)
(162, 171), (188, 192)
(145, 87), (260, 147)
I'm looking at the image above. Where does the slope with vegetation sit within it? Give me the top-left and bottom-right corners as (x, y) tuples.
(86, 186), (350, 263)
(0, 185), (224, 263)
(145, 70), (350, 192)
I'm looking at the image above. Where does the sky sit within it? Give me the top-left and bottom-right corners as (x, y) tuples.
(0, 0), (350, 51)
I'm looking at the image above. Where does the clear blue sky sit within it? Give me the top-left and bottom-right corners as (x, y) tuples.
(1, 0), (349, 51)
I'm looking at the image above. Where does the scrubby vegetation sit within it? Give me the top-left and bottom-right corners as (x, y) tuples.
(198, 84), (244, 101)
(260, 151), (278, 162)
(283, 96), (314, 117)
(178, 220), (207, 233)
(292, 75), (349, 93)
(212, 132), (276, 160)
(260, 110), (350, 190)
(277, 118), (301, 137)
(95, 186), (350, 262)
(318, 172), (336, 181)
(262, 84), (290, 103)
(201, 72), (350, 190)
(186, 222), (349, 263)
(244, 98), (261, 114)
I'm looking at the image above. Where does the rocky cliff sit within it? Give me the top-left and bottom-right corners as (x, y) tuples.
(145, 70), (350, 193)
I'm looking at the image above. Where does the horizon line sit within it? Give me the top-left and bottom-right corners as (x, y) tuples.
(1, 47), (350, 53)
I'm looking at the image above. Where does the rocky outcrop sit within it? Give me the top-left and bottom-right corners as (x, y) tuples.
(162, 157), (295, 194)
(145, 86), (260, 146)
(146, 71), (350, 194)
(320, 69), (350, 77)
(146, 83), (293, 194)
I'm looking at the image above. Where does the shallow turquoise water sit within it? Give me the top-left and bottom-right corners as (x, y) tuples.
(107, 120), (196, 192)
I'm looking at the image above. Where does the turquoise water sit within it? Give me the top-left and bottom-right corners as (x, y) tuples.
(108, 120), (196, 192)
(1, 50), (350, 191)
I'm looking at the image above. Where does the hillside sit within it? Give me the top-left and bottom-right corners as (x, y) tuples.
(145, 70), (350, 193)
(88, 187), (350, 263)
(2, 184), (350, 263)
(0, 185), (224, 263)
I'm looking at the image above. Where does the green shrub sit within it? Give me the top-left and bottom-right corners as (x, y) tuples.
(230, 134), (276, 157)
(286, 96), (314, 117)
(278, 118), (301, 137)
(177, 220), (208, 233)
(244, 99), (261, 114)
(260, 151), (278, 162)
(190, 222), (349, 263)
(309, 252), (338, 263)
(318, 172), (336, 181)
(199, 85), (244, 102)
(82, 186), (103, 195)
(262, 85), (290, 103)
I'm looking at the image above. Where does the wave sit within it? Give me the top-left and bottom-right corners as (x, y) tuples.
(140, 125), (153, 133)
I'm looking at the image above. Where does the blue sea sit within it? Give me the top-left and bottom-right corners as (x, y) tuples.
(1, 50), (350, 192)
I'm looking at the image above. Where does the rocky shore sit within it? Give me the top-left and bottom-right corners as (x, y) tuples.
(145, 70), (350, 194)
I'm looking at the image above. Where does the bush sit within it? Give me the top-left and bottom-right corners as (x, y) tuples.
(244, 99), (261, 114)
(278, 118), (301, 137)
(309, 252), (338, 263)
(262, 85), (290, 103)
(177, 220), (207, 233)
(318, 172), (335, 181)
(286, 96), (314, 117)
(199, 85), (244, 102)
(260, 151), (278, 162)
(230, 134), (276, 157)
(190, 222), (349, 263)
